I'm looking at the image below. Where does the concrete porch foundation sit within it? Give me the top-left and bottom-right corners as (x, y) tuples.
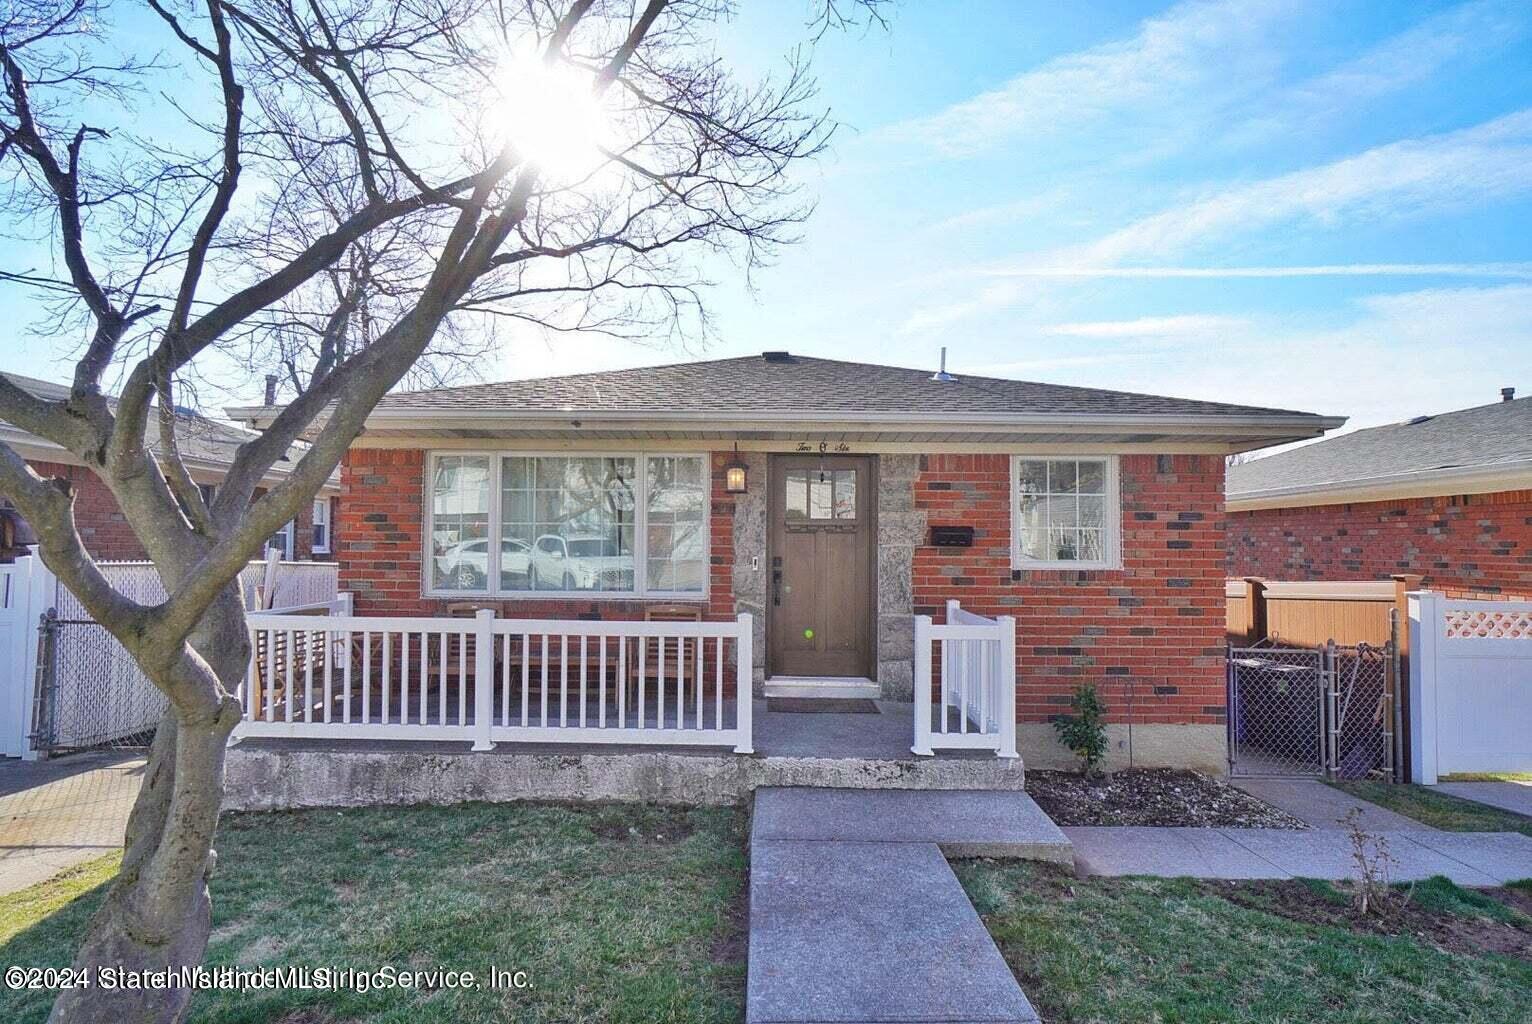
(224, 699), (1025, 811)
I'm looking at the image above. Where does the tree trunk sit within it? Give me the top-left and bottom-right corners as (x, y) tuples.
(48, 592), (248, 1024)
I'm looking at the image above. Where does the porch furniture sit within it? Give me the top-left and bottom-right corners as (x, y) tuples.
(626, 604), (703, 716)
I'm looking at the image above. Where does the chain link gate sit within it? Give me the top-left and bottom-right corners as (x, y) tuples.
(29, 610), (167, 754)
(1227, 632), (1397, 779)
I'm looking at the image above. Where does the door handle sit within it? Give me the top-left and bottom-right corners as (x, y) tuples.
(772, 569), (783, 606)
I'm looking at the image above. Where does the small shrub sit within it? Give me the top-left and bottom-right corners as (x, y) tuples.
(1052, 685), (1109, 778)
(1342, 808), (1412, 920)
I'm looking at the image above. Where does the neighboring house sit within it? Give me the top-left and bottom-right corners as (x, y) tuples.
(0, 372), (340, 562)
(233, 352), (1340, 770)
(1228, 390), (1531, 599)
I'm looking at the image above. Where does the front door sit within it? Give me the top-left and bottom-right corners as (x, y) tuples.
(768, 455), (875, 678)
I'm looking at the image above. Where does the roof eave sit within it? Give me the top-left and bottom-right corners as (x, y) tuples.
(227, 403), (1344, 436)
(1228, 459), (1532, 511)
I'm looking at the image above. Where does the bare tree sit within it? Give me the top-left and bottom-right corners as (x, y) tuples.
(0, 1), (882, 1019)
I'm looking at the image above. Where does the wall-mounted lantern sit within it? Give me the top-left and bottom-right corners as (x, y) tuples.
(724, 443), (748, 494)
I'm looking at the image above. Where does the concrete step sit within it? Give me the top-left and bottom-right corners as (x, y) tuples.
(747, 838), (1039, 1024)
(752, 786), (1074, 862)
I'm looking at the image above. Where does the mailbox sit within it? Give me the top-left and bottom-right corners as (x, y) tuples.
(929, 525), (974, 548)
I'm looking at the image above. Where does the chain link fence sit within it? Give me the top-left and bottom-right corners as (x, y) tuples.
(27, 558), (339, 754)
(31, 611), (167, 752)
(1227, 635), (1397, 780)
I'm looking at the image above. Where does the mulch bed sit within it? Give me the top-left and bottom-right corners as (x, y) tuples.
(1026, 768), (1308, 828)
(1203, 879), (1532, 962)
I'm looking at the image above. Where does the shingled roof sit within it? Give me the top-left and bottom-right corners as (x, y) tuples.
(1, 372), (335, 488)
(370, 352), (1317, 419)
(1227, 393), (1532, 509)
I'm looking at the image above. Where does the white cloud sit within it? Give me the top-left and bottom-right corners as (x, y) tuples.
(1042, 314), (1246, 338)
(1075, 110), (1532, 265)
(899, 112), (1532, 335)
(1045, 284), (1532, 430)
(977, 262), (1532, 280)
(1226, 0), (1528, 146)
(881, 0), (1302, 157)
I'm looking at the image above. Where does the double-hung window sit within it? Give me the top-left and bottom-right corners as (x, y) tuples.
(312, 498), (332, 554)
(1011, 456), (1120, 570)
(427, 452), (707, 598)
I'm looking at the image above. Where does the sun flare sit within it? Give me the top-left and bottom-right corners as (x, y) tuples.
(496, 55), (609, 179)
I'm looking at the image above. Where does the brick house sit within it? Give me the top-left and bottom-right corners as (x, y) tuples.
(253, 353), (1338, 771)
(1228, 389), (1531, 600)
(0, 372), (341, 562)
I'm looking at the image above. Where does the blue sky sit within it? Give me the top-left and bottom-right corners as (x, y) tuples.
(6, 0), (1532, 435)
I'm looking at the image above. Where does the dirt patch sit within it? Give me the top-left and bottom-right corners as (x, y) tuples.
(1203, 880), (1532, 962)
(1027, 769), (1307, 828)
(588, 807), (698, 844)
(711, 870), (750, 968)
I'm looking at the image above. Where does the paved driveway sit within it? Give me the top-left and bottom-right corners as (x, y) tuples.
(0, 753), (143, 895)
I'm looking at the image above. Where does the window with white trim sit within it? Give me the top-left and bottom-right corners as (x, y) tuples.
(265, 520), (295, 560)
(426, 452), (707, 598)
(1012, 456), (1121, 569)
(312, 498), (332, 553)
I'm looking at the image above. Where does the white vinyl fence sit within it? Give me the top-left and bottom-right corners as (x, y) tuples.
(1410, 591), (1532, 783)
(3, 554), (339, 757)
(911, 600), (1018, 758)
(235, 611), (755, 753)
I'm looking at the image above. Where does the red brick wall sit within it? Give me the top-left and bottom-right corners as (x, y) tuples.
(30, 459), (146, 560)
(338, 448), (737, 620)
(914, 454), (1227, 728)
(1228, 489), (1532, 600)
(26, 458), (325, 562)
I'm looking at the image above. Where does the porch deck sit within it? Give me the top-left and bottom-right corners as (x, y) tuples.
(224, 699), (1027, 812)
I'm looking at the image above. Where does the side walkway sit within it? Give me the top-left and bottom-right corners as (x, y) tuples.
(1233, 778), (1433, 831)
(746, 788), (1069, 1024)
(1435, 780), (1532, 818)
(0, 753), (142, 895)
(1067, 826), (1532, 884)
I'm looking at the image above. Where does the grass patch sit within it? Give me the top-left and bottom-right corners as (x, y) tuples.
(1330, 781), (1532, 836)
(958, 861), (1532, 1024)
(0, 854), (121, 947)
(0, 802), (746, 1024)
(1440, 772), (1532, 783)
(1409, 876), (1528, 925)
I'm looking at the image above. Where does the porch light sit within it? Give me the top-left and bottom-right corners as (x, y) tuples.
(724, 445), (748, 494)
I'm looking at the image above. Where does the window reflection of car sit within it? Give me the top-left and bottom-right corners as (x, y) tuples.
(438, 537), (531, 590)
(530, 533), (634, 591)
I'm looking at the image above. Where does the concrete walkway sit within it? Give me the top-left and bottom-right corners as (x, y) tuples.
(1436, 780), (1532, 818)
(0, 753), (143, 895)
(1066, 826), (1532, 885)
(747, 788), (1068, 1024)
(1233, 777), (1433, 831)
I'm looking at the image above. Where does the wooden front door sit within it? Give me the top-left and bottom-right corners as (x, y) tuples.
(768, 455), (875, 677)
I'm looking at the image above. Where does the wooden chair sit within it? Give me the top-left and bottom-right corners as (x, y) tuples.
(626, 604), (703, 718)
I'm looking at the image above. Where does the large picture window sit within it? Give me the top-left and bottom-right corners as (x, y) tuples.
(427, 452), (707, 598)
(1011, 456), (1120, 570)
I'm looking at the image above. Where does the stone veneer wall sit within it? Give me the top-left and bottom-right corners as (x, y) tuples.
(875, 455), (924, 699)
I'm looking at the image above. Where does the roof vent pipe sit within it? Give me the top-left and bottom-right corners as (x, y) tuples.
(263, 373), (278, 406)
(930, 346), (954, 382)
(1503, 386), (1516, 402)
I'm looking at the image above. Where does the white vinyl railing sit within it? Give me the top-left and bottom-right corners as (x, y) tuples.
(912, 599), (1017, 758)
(234, 610), (754, 753)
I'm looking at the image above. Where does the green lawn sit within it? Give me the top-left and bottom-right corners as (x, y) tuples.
(957, 861), (1532, 1024)
(0, 803), (747, 1024)
(1331, 781), (1532, 837)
